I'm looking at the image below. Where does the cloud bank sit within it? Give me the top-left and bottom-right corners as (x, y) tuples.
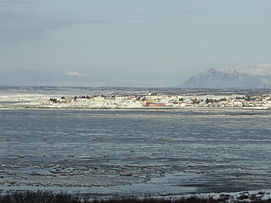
(66, 71), (83, 77)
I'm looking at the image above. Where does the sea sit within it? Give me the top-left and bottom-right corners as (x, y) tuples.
(0, 86), (271, 198)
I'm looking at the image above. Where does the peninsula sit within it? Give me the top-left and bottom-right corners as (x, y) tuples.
(1, 92), (271, 109)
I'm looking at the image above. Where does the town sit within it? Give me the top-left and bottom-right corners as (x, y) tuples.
(45, 93), (271, 109)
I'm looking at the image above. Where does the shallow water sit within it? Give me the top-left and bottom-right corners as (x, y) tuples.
(1, 109), (271, 197)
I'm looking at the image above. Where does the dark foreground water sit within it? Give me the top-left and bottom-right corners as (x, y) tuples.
(1, 109), (271, 198)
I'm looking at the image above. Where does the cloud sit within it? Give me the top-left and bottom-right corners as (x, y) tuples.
(0, 12), (70, 45)
(0, 9), (109, 46)
(66, 71), (83, 77)
(179, 9), (192, 14)
(258, 63), (271, 68)
(123, 13), (152, 22)
(0, 0), (34, 6)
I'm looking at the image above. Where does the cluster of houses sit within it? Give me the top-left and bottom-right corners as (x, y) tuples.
(46, 93), (271, 109)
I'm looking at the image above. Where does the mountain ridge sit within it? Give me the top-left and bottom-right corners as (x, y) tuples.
(181, 64), (271, 88)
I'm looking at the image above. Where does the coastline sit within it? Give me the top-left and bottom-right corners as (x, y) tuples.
(1, 189), (271, 202)
(1, 91), (271, 111)
(1, 101), (271, 111)
(1, 89), (271, 202)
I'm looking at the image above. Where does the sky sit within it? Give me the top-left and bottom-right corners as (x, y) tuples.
(0, 0), (271, 87)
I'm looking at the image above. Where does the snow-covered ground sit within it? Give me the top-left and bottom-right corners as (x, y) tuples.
(159, 189), (271, 202)
(1, 93), (271, 110)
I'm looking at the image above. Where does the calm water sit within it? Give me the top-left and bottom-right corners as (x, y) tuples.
(1, 86), (270, 96)
(1, 109), (271, 197)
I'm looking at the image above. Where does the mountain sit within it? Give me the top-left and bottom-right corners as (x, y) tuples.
(181, 64), (271, 88)
(0, 69), (103, 87)
(0, 69), (172, 87)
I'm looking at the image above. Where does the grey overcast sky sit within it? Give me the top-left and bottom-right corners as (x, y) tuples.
(0, 0), (271, 87)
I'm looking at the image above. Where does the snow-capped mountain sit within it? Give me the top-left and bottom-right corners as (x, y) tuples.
(181, 64), (271, 88)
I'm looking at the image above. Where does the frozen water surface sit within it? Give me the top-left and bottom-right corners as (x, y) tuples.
(1, 108), (271, 198)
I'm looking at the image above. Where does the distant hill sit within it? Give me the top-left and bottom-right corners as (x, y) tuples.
(181, 64), (271, 88)
(0, 69), (102, 87)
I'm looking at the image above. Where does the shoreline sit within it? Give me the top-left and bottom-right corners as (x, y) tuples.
(2, 92), (271, 110)
(1, 104), (271, 111)
(1, 88), (271, 202)
(1, 189), (271, 202)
